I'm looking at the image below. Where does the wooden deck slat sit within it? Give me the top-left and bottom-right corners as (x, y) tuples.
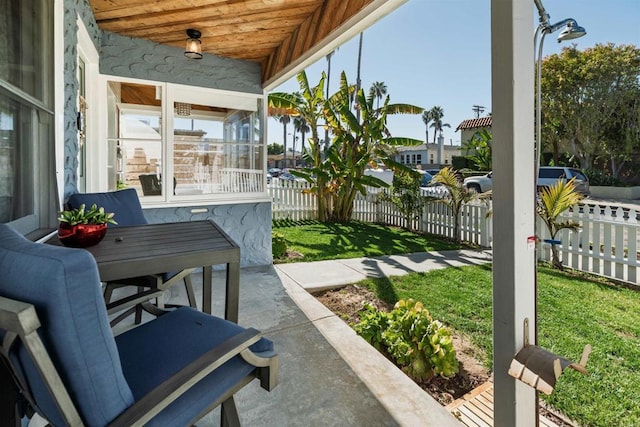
(466, 400), (493, 425)
(447, 382), (561, 427)
(472, 395), (494, 417)
(458, 405), (492, 427)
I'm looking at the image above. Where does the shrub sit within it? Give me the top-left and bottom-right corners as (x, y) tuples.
(354, 298), (458, 380)
(379, 170), (425, 232)
(585, 169), (623, 186)
(272, 232), (288, 259)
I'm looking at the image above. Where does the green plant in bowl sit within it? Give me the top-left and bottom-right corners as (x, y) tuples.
(58, 204), (117, 226)
(57, 204), (117, 248)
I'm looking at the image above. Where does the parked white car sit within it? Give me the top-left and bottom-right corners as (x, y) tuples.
(463, 167), (590, 195)
(463, 172), (493, 193)
(538, 167), (590, 195)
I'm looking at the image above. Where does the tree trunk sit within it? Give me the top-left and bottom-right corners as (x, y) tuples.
(551, 244), (564, 270)
(283, 122), (288, 168)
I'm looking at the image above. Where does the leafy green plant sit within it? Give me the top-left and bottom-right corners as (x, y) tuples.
(536, 178), (583, 269)
(57, 204), (117, 226)
(272, 232), (288, 259)
(379, 170), (425, 232)
(584, 169), (623, 187)
(353, 303), (389, 351)
(430, 167), (475, 243)
(354, 298), (458, 380)
(462, 129), (492, 171)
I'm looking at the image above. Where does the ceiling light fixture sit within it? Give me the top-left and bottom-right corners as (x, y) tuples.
(175, 102), (191, 116)
(184, 29), (202, 59)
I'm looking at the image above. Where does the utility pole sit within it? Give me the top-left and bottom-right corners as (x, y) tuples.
(472, 104), (486, 118)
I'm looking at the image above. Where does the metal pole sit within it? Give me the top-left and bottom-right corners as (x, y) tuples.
(325, 51), (334, 151)
(356, 32), (363, 122)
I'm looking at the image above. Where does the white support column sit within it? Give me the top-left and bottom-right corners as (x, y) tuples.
(491, 1), (537, 426)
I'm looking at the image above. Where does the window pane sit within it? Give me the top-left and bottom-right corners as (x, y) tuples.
(172, 101), (263, 195)
(107, 82), (163, 198)
(0, 0), (52, 104)
(0, 0), (54, 235)
(0, 96), (34, 222)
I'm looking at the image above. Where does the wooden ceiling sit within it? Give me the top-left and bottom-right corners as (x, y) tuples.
(89, 0), (376, 85)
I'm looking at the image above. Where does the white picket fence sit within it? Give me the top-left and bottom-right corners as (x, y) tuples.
(269, 182), (640, 285)
(537, 203), (639, 284)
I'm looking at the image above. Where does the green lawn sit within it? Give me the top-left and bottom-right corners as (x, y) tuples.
(272, 220), (461, 262)
(357, 265), (640, 427)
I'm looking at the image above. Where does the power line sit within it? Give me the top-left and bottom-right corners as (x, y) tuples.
(472, 105), (485, 118)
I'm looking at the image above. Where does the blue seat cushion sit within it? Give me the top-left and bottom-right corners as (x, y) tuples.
(67, 188), (148, 227)
(115, 307), (273, 427)
(0, 225), (134, 426)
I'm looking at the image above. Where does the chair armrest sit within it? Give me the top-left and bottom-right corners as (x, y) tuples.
(240, 349), (279, 392)
(0, 296), (41, 337)
(0, 297), (84, 426)
(108, 327), (262, 427)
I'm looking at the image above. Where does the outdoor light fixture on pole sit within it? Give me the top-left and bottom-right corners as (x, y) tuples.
(184, 29), (203, 59)
(533, 0), (586, 171)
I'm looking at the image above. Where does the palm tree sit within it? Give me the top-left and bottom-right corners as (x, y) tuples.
(536, 178), (583, 270)
(294, 116), (310, 163)
(277, 115), (291, 168)
(269, 71), (330, 220)
(370, 81), (388, 109)
(430, 167), (475, 243)
(428, 106), (450, 143)
(421, 110), (432, 144)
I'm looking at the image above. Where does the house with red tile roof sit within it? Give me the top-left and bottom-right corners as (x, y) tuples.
(456, 116), (492, 146)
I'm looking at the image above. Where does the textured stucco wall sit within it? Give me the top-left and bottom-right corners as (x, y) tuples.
(100, 32), (262, 94)
(143, 202), (273, 267)
(63, 0), (101, 198)
(61, 2), (272, 266)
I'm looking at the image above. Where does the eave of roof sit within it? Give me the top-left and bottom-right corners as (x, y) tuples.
(456, 116), (492, 131)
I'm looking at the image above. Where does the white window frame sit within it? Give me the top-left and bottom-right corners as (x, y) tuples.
(94, 75), (269, 207)
(76, 16), (101, 192)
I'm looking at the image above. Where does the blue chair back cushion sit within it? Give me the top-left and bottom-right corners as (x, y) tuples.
(0, 225), (134, 426)
(67, 188), (148, 227)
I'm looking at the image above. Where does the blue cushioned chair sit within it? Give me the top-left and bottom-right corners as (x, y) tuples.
(66, 189), (197, 325)
(0, 224), (278, 426)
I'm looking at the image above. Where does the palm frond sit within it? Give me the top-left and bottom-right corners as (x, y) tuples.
(383, 137), (424, 147)
(267, 92), (299, 116)
(383, 103), (424, 115)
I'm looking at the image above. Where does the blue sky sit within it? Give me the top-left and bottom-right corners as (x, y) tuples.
(267, 0), (639, 151)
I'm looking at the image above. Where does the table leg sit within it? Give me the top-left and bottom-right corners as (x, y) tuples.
(203, 265), (213, 314)
(226, 262), (240, 323)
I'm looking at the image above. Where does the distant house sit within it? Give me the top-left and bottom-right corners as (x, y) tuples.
(456, 116), (492, 147)
(394, 136), (461, 169)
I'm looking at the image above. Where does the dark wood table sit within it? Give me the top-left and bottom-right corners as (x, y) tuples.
(47, 220), (240, 322)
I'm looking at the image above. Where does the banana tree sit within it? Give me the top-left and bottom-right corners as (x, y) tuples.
(536, 178), (583, 270)
(323, 71), (423, 222)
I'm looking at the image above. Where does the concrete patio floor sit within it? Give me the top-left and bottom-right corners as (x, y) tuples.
(107, 250), (492, 426)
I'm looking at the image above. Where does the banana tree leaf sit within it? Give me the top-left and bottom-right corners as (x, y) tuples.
(384, 103), (424, 114)
(383, 137), (424, 146)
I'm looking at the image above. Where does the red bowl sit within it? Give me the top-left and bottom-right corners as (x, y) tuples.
(58, 223), (107, 248)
